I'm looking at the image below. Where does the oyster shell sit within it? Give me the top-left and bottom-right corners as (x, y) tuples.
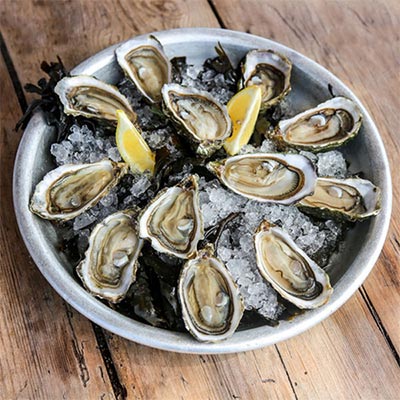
(255, 221), (333, 309)
(30, 159), (128, 221)
(298, 177), (381, 221)
(77, 210), (143, 303)
(208, 153), (317, 205)
(162, 83), (232, 156)
(55, 75), (137, 122)
(138, 175), (204, 258)
(116, 36), (171, 103)
(274, 97), (362, 151)
(240, 49), (292, 110)
(178, 244), (244, 342)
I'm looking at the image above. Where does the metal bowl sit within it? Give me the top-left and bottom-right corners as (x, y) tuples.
(13, 28), (392, 354)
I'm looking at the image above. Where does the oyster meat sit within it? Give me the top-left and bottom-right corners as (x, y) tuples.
(162, 83), (232, 156)
(139, 175), (204, 258)
(255, 221), (333, 309)
(178, 244), (244, 342)
(77, 210), (143, 303)
(298, 177), (381, 220)
(116, 36), (171, 103)
(240, 49), (292, 110)
(55, 75), (137, 122)
(208, 153), (317, 205)
(30, 159), (128, 221)
(274, 97), (362, 151)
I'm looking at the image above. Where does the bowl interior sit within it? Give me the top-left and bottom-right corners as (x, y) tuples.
(14, 28), (391, 353)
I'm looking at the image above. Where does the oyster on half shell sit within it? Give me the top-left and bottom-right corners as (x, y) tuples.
(30, 159), (128, 221)
(273, 97), (362, 152)
(139, 175), (204, 258)
(239, 49), (292, 110)
(77, 209), (143, 303)
(208, 153), (317, 205)
(162, 83), (232, 156)
(255, 221), (333, 309)
(178, 244), (244, 342)
(298, 177), (381, 221)
(116, 36), (172, 103)
(55, 75), (137, 123)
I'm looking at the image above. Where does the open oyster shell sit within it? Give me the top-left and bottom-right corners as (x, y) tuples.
(116, 36), (171, 103)
(178, 244), (244, 342)
(208, 153), (317, 205)
(55, 75), (137, 123)
(77, 209), (143, 303)
(138, 175), (204, 258)
(273, 97), (362, 151)
(161, 83), (232, 156)
(30, 159), (128, 221)
(298, 177), (381, 221)
(239, 49), (292, 110)
(255, 221), (333, 309)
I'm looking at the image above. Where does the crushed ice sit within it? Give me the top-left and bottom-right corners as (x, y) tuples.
(49, 57), (349, 322)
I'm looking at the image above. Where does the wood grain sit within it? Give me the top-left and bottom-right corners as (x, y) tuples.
(0, 53), (115, 399)
(0, 0), (399, 399)
(211, 0), (400, 354)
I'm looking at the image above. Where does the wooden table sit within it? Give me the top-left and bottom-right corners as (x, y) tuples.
(1, 1), (399, 398)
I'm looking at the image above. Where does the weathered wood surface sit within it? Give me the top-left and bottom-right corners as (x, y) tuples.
(0, 0), (399, 399)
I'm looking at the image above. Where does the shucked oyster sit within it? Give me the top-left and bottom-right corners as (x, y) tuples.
(255, 221), (333, 309)
(77, 210), (143, 303)
(298, 177), (381, 221)
(139, 175), (204, 258)
(55, 75), (137, 123)
(162, 83), (232, 156)
(178, 244), (244, 342)
(116, 35), (172, 103)
(240, 49), (292, 110)
(273, 97), (362, 151)
(208, 153), (317, 205)
(30, 159), (128, 221)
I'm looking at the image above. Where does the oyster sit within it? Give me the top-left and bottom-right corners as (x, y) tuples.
(116, 36), (171, 103)
(298, 177), (381, 221)
(273, 97), (362, 151)
(178, 244), (244, 342)
(55, 75), (137, 122)
(255, 221), (333, 309)
(77, 210), (143, 303)
(139, 175), (204, 258)
(162, 83), (232, 156)
(240, 49), (292, 110)
(208, 153), (317, 205)
(30, 159), (128, 221)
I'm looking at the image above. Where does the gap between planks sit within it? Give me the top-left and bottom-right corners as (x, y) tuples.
(0, 29), (127, 400)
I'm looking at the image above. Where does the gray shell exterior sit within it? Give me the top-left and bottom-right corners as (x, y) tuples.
(161, 83), (232, 157)
(30, 159), (128, 221)
(297, 177), (381, 221)
(273, 97), (362, 152)
(254, 221), (333, 309)
(178, 244), (244, 342)
(115, 35), (172, 103)
(77, 209), (143, 303)
(54, 75), (137, 123)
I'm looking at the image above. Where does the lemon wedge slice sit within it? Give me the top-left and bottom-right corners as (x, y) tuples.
(223, 86), (262, 156)
(116, 109), (155, 174)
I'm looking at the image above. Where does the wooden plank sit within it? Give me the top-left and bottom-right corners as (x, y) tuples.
(1, 0), (399, 399)
(0, 54), (114, 398)
(105, 335), (296, 400)
(211, 0), (400, 353)
(278, 292), (400, 399)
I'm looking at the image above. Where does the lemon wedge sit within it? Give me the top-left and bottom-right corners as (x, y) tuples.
(223, 86), (262, 155)
(116, 109), (155, 174)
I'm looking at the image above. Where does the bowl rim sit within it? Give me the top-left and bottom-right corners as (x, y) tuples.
(13, 27), (392, 354)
